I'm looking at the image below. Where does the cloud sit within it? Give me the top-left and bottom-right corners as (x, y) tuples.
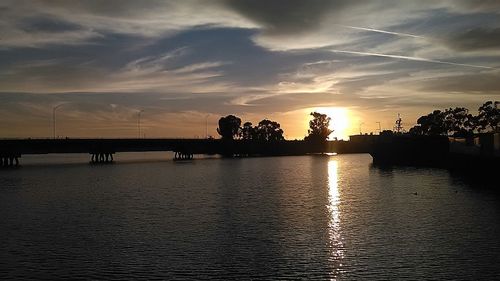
(444, 0), (500, 14)
(1, 0), (500, 138)
(221, 1), (458, 52)
(221, 0), (500, 56)
(418, 71), (500, 93)
(0, 0), (254, 47)
(0, 47), (232, 94)
(442, 27), (500, 51)
(221, 0), (341, 34)
(329, 49), (494, 69)
(339, 25), (425, 39)
(105, 51), (232, 93)
(3, 0), (496, 55)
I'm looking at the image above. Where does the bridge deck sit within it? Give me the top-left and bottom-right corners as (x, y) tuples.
(0, 138), (221, 155)
(0, 138), (339, 155)
(0, 138), (369, 166)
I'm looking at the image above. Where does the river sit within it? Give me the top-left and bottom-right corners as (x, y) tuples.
(1, 153), (499, 280)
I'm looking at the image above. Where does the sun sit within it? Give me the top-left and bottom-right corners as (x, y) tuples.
(313, 107), (351, 140)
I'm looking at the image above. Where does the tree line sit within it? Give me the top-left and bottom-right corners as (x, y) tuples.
(409, 101), (499, 137)
(217, 112), (333, 142)
(215, 100), (498, 141)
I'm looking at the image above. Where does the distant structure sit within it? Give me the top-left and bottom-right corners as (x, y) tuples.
(393, 113), (405, 133)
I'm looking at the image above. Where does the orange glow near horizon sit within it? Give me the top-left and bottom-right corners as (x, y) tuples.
(313, 107), (351, 140)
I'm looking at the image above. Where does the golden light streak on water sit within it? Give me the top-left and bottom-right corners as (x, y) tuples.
(327, 158), (344, 278)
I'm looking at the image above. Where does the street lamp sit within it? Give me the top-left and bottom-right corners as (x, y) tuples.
(53, 104), (64, 139)
(205, 114), (209, 139)
(138, 110), (144, 139)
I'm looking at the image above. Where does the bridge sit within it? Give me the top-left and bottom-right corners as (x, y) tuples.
(0, 138), (216, 167)
(0, 138), (373, 167)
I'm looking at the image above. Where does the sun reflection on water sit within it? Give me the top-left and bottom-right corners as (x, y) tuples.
(327, 159), (344, 276)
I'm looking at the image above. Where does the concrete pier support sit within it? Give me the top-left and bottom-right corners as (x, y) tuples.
(174, 151), (194, 160)
(90, 152), (114, 164)
(0, 155), (20, 168)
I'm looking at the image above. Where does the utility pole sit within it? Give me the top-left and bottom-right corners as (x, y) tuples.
(205, 114), (209, 139)
(394, 113), (404, 133)
(138, 110), (144, 139)
(52, 104), (64, 139)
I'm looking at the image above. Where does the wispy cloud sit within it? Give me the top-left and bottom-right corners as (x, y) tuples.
(0, 0), (255, 47)
(330, 49), (495, 69)
(339, 25), (426, 39)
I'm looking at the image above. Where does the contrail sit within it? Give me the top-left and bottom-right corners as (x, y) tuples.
(330, 49), (494, 69)
(340, 25), (425, 39)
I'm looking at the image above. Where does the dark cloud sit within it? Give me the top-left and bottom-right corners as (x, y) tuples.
(221, 0), (343, 34)
(450, 0), (500, 13)
(444, 27), (500, 51)
(32, 0), (174, 18)
(419, 73), (500, 93)
(19, 16), (82, 32)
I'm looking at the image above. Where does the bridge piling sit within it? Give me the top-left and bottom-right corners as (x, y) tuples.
(0, 155), (20, 168)
(174, 151), (194, 161)
(90, 152), (114, 164)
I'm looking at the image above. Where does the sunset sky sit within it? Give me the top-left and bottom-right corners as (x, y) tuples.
(1, 1), (499, 139)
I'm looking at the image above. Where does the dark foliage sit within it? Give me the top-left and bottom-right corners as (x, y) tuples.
(305, 112), (333, 142)
(476, 101), (499, 132)
(409, 107), (475, 136)
(380, 130), (394, 136)
(218, 116), (285, 141)
(409, 101), (499, 136)
(217, 115), (242, 140)
(409, 110), (445, 136)
(241, 122), (256, 140)
(254, 119), (285, 141)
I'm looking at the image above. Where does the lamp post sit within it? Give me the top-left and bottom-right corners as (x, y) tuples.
(138, 110), (144, 139)
(52, 104), (64, 139)
(205, 114), (209, 138)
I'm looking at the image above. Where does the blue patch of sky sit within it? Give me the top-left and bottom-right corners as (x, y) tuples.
(130, 27), (340, 87)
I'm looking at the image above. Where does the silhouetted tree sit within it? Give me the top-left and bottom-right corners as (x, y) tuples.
(241, 122), (255, 140)
(305, 112), (333, 142)
(443, 107), (475, 136)
(409, 107), (475, 136)
(476, 101), (499, 132)
(217, 115), (241, 140)
(254, 119), (284, 141)
(409, 110), (446, 136)
(380, 130), (394, 136)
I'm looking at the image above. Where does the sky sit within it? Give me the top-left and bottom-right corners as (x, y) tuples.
(1, 0), (499, 140)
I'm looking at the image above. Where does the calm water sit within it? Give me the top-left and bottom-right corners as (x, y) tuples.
(1, 153), (499, 280)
